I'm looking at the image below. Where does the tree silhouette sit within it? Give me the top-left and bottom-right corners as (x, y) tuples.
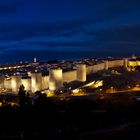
(34, 91), (47, 108)
(18, 84), (27, 107)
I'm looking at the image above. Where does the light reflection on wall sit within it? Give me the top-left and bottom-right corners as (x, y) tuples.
(77, 64), (86, 82)
(0, 75), (4, 89)
(21, 78), (31, 91)
(104, 61), (109, 70)
(49, 69), (62, 91)
(124, 58), (128, 68)
(4, 79), (11, 90)
(63, 70), (77, 83)
(128, 61), (137, 67)
(31, 73), (42, 93)
(42, 76), (49, 90)
(11, 76), (21, 93)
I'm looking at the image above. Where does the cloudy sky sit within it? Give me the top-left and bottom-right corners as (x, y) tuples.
(0, 0), (140, 63)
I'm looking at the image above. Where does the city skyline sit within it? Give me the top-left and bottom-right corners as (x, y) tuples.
(0, 0), (140, 63)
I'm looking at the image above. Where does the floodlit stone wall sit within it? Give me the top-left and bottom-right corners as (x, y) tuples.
(49, 69), (63, 91)
(86, 60), (124, 75)
(62, 70), (77, 83)
(86, 63), (105, 74)
(11, 76), (22, 93)
(21, 78), (31, 91)
(77, 64), (86, 82)
(31, 73), (42, 93)
(42, 76), (49, 90)
(4, 79), (11, 90)
(1, 59), (127, 93)
(104, 61), (109, 70)
(0, 75), (4, 89)
(108, 60), (124, 68)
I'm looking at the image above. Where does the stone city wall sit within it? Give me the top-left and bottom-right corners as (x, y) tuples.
(4, 79), (11, 90)
(21, 78), (31, 91)
(86, 60), (124, 75)
(42, 76), (49, 90)
(1, 59), (126, 93)
(62, 70), (77, 83)
(86, 63), (105, 75)
(108, 60), (124, 68)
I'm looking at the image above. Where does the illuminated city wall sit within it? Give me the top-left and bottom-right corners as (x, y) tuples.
(93, 63), (105, 72)
(86, 60), (124, 75)
(104, 61), (109, 70)
(108, 60), (124, 68)
(86, 66), (94, 75)
(4, 79), (11, 90)
(21, 78), (31, 91)
(77, 64), (86, 82)
(0, 75), (4, 89)
(124, 58), (128, 68)
(42, 76), (49, 90)
(63, 70), (77, 83)
(86, 63), (105, 74)
(11, 76), (22, 93)
(49, 69), (63, 91)
(136, 61), (140, 66)
(31, 73), (42, 92)
(0, 59), (128, 93)
(127, 60), (140, 67)
(128, 61), (136, 67)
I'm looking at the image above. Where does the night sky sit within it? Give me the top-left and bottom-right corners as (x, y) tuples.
(0, 0), (140, 63)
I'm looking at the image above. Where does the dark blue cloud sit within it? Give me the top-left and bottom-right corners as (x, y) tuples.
(0, 0), (140, 63)
(0, 0), (22, 15)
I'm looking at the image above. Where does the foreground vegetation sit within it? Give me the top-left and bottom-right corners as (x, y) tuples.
(0, 88), (140, 139)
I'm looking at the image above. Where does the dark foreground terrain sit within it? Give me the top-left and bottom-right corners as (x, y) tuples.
(0, 93), (140, 140)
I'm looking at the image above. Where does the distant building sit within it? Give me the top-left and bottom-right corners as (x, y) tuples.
(34, 57), (37, 63)
(132, 54), (137, 59)
(128, 57), (140, 67)
(30, 58), (39, 67)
